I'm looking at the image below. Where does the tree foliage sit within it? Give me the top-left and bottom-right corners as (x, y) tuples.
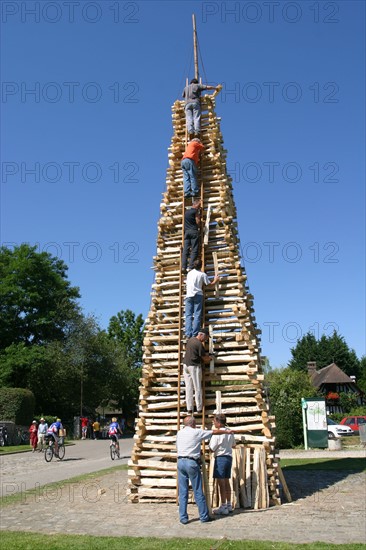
(267, 367), (319, 449)
(107, 309), (144, 414)
(0, 387), (35, 425)
(0, 244), (80, 349)
(108, 309), (144, 367)
(289, 331), (361, 378)
(0, 245), (144, 420)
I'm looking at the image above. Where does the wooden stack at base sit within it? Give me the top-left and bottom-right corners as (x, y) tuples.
(128, 95), (281, 507)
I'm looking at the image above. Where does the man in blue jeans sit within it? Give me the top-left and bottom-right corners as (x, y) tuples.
(182, 79), (218, 137)
(185, 259), (219, 338)
(176, 416), (234, 524)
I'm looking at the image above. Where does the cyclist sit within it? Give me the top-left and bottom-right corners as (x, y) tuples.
(47, 418), (63, 455)
(108, 417), (123, 454)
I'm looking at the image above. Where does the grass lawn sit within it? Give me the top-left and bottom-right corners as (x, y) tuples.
(0, 445), (31, 454)
(281, 458), (366, 472)
(0, 441), (74, 454)
(1, 532), (365, 550)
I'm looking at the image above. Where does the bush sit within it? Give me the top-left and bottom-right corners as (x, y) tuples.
(329, 413), (344, 423)
(339, 392), (359, 413)
(267, 367), (319, 449)
(348, 406), (366, 416)
(0, 387), (35, 425)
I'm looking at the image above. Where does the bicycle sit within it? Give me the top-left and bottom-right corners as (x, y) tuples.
(45, 437), (65, 462)
(109, 438), (120, 460)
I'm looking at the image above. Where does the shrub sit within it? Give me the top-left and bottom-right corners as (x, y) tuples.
(0, 387), (35, 425)
(329, 412), (344, 423)
(339, 392), (359, 413)
(348, 405), (366, 416)
(267, 367), (319, 449)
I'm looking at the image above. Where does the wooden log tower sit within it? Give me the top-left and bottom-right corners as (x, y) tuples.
(128, 18), (280, 508)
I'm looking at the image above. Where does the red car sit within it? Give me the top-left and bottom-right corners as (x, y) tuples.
(340, 416), (366, 434)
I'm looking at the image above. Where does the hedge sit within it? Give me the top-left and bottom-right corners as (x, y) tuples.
(0, 387), (35, 425)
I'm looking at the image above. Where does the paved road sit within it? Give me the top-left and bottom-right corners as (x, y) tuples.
(0, 438), (134, 498)
(1, 440), (364, 498)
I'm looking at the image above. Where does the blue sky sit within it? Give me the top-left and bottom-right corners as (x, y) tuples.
(1, 0), (365, 367)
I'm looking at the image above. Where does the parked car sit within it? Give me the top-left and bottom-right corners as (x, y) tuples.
(340, 416), (366, 435)
(327, 418), (353, 439)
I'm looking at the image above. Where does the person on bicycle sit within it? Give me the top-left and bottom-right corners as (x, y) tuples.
(47, 418), (63, 454)
(108, 417), (123, 453)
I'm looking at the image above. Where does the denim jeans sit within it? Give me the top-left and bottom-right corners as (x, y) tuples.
(181, 158), (199, 196)
(185, 294), (203, 338)
(177, 458), (210, 523)
(185, 101), (201, 134)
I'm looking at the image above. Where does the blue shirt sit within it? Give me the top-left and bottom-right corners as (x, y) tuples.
(108, 422), (120, 435)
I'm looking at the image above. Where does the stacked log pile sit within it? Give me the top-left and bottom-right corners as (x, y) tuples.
(128, 94), (280, 507)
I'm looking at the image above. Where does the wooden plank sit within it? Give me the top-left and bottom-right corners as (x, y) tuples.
(277, 463), (292, 503)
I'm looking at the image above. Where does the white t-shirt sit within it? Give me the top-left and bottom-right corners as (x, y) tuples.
(176, 426), (213, 458)
(209, 430), (236, 457)
(186, 269), (210, 298)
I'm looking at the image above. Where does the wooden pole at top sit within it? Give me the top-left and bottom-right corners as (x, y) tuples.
(192, 14), (199, 80)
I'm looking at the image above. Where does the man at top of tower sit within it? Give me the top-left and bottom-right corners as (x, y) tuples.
(181, 138), (204, 199)
(182, 199), (201, 273)
(182, 79), (217, 138)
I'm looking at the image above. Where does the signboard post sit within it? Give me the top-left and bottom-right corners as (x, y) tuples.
(301, 398), (308, 450)
(304, 398), (328, 448)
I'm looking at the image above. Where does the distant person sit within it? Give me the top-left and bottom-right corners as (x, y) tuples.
(181, 138), (204, 198)
(47, 418), (63, 455)
(108, 417), (123, 455)
(182, 79), (217, 138)
(81, 417), (88, 439)
(209, 413), (236, 515)
(29, 420), (38, 453)
(37, 418), (48, 452)
(182, 199), (201, 273)
(185, 259), (219, 338)
(92, 419), (100, 440)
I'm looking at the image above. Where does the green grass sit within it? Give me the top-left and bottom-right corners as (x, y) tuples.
(0, 463), (128, 507)
(0, 533), (365, 550)
(281, 458), (366, 471)
(0, 445), (32, 453)
(0, 440), (74, 454)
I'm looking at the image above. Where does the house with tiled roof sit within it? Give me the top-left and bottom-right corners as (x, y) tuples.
(307, 362), (364, 413)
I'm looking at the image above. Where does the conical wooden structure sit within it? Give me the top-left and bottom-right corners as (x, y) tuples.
(128, 19), (280, 506)
(127, 89), (281, 508)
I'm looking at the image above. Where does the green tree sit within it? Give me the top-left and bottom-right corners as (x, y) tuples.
(45, 315), (117, 418)
(107, 309), (144, 414)
(108, 309), (144, 367)
(289, 331), (360, 377)
(287, 332), (318, 371)
(268, 367), (319, 449)
(357, 356), (366, 394)
(0, 244), (80, 349)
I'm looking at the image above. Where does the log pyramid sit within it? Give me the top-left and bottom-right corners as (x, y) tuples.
(128, 92), (281, 508)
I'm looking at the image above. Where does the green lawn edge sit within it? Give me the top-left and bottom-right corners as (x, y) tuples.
(0, 532), (365, 550)
(281, 457), (366, 471)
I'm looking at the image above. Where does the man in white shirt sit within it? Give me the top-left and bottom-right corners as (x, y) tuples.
(176, 416), (234, 524)
(185, 259), (219, 338)
(209, 414), (236, 515)
(37, 418), (48, 452)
